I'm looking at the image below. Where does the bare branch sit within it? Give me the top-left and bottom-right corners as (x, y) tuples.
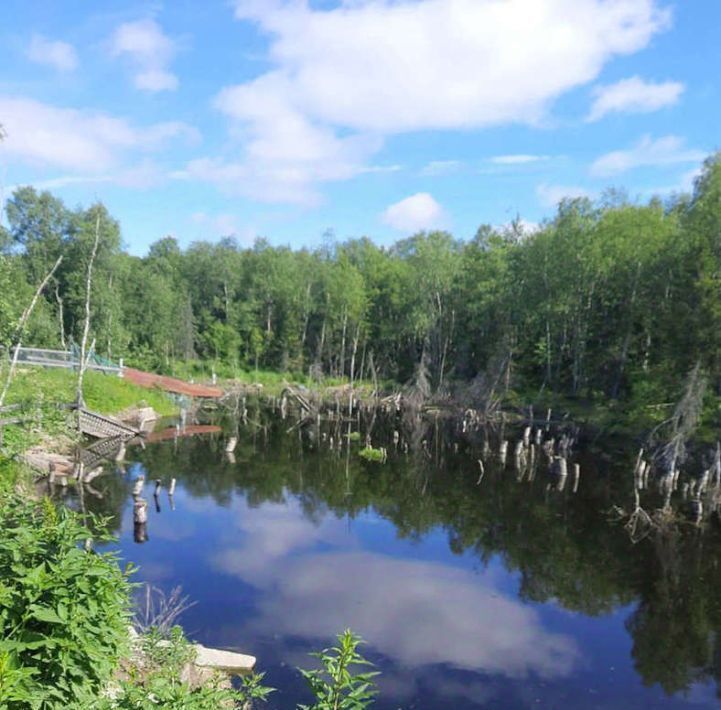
(0, 255), (63, 409)
(76, 212), (101, 413)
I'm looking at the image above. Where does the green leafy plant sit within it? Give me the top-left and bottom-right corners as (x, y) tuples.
(104, 625), (274, 710)
(298, 630), (378, 710)
(0, 494), (133, 708)
(0, 651), (35, 706)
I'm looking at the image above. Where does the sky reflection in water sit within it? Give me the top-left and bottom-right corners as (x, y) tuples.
(95, 429), (721, 709)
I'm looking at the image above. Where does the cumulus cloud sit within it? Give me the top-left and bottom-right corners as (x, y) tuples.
(537, 183), (594, 208)
(590, 135), (705, 177)
(26, 35), (78, 72)
(188, 0), (670, 204)
(381, 193), (446, 232)
(231, 0), (668, 133)
(587, 75), (684, 121)
(0, 96), (196, 172)
(109, 19), (178, 92)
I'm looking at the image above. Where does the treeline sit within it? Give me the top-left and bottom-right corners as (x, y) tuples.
(2, 154), (721, 408)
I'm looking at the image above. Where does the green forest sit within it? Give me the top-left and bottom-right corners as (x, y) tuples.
(2, 153), (721, 415)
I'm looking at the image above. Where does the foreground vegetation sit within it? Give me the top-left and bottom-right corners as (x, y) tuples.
(3, 154), (721, 431)
(0, 495), (132, 708)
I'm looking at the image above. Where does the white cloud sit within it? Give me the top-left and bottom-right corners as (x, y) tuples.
(176, 127), (381, 205)
(26, 35), (78, 72)
(109, 19), (178, 92)
(192, 0), (669, 204)
(358, 164), (402, 175)
(491, 154), (549, 165)
(231, 0), (668, 133)
(420, 160), (462, 176)
(500, 218), (541, 235)
(537, 183), (594, 208)
(135, 69), (178, 92)
(587, 75), (684, 121)
(211, 499), (579, 681)
(590, 135), (705, 177)
(7, 161), (166, 191)
(382, 193), (445, 232)
(0, 96), (196, 172)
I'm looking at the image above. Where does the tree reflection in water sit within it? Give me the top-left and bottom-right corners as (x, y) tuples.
(72, 404), (721, 704)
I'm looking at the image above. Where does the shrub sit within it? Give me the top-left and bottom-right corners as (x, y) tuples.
(0, 495), (133, 708)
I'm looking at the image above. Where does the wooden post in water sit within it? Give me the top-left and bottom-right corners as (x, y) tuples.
(133, 498), (149, 543)
(132, 476), (145, 497)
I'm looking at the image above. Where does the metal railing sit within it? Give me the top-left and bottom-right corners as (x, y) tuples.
(10, 347), (123, 376)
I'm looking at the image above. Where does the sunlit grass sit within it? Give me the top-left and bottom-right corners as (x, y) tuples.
(4, 366), (176, 416)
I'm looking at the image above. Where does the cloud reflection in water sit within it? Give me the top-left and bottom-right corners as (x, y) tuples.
(212, 499), (579, 680)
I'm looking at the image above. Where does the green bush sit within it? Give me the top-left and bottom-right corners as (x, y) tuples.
(0, 495), (133, 708)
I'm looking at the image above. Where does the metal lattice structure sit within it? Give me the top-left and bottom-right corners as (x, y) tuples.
(77, 408), (138, 439)
(78, 434), (128, 469)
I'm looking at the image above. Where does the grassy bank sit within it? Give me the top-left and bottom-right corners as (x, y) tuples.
(5, 367), (177, 417)
(0, 367), (177, 487)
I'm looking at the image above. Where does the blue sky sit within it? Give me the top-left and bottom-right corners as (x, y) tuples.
(0, 0), (718, 255)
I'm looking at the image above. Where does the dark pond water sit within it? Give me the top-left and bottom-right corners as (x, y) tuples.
(73, 409), (721, 708)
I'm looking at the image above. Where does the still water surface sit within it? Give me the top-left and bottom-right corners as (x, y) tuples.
(84, 415), (721, 708)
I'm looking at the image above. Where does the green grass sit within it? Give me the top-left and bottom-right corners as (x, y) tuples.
(0, 367), (177, 471)
(5, 367), (176, 417)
